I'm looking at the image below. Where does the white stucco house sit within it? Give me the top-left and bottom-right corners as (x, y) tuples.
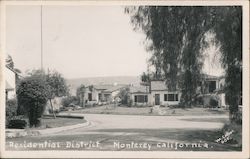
(129, 74), (227, 107)
(5, 66), (20, 100)
(129, 80), (181, 106)
(81, 84), (127, 104)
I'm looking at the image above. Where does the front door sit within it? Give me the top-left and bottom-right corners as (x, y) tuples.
(88, 93), (92, 101)
(155, 94), (160, 105)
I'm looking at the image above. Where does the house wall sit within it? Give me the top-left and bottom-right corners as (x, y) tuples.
(83, 88), (100, 102)
(218, 93), (228, 108)
(150, 91), (180, 106)
(5, 67), (16, 99)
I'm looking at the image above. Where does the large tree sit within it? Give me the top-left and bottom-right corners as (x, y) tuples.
(46, 70), (69, 118)
(17, 74), (49, 127)
(23, 69), (69, 118)
(76, 84), (86, 107)
(125, 6), (242, 121)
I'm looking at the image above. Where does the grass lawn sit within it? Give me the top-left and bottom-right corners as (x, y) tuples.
(69, 105), (229, 116)
(36, 116), (86, 129)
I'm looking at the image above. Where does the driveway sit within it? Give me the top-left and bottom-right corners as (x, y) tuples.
(6, 114), (239, 151)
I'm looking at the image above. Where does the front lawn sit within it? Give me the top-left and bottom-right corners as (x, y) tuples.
(70, 105), (229, 116)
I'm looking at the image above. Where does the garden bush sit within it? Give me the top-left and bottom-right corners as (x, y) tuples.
(17, 75), (49, 127)
(6, 99), (18, 126)
(7, 115), (27, 129)
(62, 96), (79, 107)
(209, 98), (218, 108)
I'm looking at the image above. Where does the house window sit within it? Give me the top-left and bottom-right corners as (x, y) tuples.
(134, 95), (148, 103)
(209, 81), (216, 93)
(164, 94), (179, 101)
(168, 94), (175, 101)
(98, 93), (102, 101)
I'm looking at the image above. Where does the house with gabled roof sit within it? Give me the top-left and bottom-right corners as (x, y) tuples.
(129, 80), (180, 106)
(129, 73), (226, 107)
(83, 84), (127, 104)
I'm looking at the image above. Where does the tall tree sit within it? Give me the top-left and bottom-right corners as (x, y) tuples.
(125, 7), (210, 105)
(46, 70), (69, 118)
(76, 84), (86, 107)
(25, 69), (69, 118)
(212, 7), (242, 122)
(126, 6), (242, 121)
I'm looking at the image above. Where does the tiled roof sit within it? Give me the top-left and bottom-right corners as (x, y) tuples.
(150, 80), (168, 91)
(129, 86), (150, 94)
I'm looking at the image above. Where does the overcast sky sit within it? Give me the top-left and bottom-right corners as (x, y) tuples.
(6, 5), (150, 79)
(6, 5), (223, 79)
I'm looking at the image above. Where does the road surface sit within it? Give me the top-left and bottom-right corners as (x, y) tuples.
(6, 114), (239, 151)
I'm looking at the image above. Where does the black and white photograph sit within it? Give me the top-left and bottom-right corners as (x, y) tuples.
(0, 0), (249, 158)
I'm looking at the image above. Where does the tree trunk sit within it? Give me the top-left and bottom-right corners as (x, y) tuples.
(49, 99), (56, 119)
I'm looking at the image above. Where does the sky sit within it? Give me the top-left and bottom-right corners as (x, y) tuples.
(6, 5), (149, 79)
(6, 5), (224, 79)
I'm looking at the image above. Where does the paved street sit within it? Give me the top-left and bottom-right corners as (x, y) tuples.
(6, 114), (240, 151)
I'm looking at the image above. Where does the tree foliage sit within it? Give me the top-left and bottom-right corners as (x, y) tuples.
(17, 69), (69, 125)
(126, 6), (242, 120)
(76, 84), (86, 107)
(117, 87), (130, 105)
(17, 74), (48, 127)
(46, 70), (69, 99)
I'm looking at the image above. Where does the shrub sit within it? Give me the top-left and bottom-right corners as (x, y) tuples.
(6, 99), (18, 126)
(62, 96), (79, 107)
(117, 87), (130, 105)
(17, 75), (49, 127)
(7, 116), (27, 129)
(128, 99), (133, 107)
(209, 98), (218, 108)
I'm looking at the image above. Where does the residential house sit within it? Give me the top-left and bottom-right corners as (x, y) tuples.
(129, 74), (227, 107)
(129, 80), (181, 106)
(5, 66), (20, 100)
(82, 84), (127, 104)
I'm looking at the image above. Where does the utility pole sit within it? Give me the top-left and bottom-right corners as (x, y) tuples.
(40, 5), (43, 70)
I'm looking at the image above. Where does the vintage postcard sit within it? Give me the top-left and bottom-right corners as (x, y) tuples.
(0, 0), (249, 158)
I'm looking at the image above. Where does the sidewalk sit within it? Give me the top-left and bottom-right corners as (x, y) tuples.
(6, 114), (90, 138)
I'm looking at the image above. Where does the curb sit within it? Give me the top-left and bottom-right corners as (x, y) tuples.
(6, 120), (90, 138)
(39, 121), (90, 135)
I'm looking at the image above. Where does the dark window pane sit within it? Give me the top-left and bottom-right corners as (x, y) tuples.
(145, 95), (148, 102)
(167, 94), (175, 101)
(135, 95), (148, 103)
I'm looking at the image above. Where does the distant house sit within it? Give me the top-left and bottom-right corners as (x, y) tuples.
(5, 66), (20, 100)
(129, 74), (227, 107)
(83, 84), (127, 104)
